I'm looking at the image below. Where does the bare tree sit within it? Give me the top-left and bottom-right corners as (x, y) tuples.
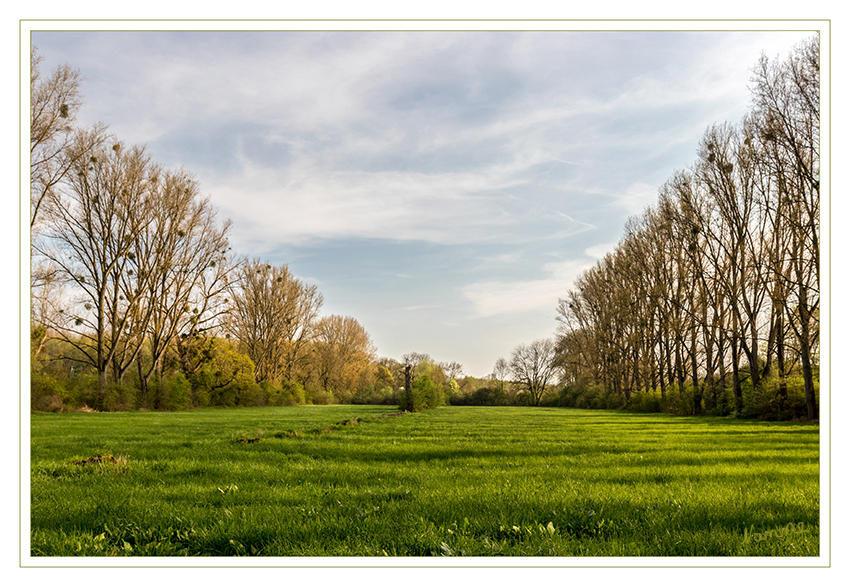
(751, 35), (820, 419)
(30, 47), (107, 229)
(440, 361), (465, 381)
(227, 260), (323, 384)
(30, 48), (108, 364)
(128, 166), (233, 407)
(552, 37), (818, 420)
(509, 339), (557, 406)
(35, 139), (156, 393)
(492, 357), (509, 393)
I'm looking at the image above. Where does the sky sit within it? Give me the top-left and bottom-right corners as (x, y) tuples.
(29, 26), (816, 377)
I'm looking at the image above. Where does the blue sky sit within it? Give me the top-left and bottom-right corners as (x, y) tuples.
(30, 27), (815, 377)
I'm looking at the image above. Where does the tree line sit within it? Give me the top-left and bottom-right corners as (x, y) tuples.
(552, 36), (819, 420)
(28, 47), (476, 412)
(29, 37), (820, 420)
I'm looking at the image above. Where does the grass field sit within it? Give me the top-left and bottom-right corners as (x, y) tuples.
(29, 405), (819, 557)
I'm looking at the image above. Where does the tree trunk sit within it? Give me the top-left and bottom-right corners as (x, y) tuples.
(138, 357), (149, 409)
(404, 364), (413, 412)
(730, 332), (742, 412)
(797, 285), (817, 420)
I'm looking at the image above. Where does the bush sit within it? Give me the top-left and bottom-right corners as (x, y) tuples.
(557, 383), (608, 410)
(65, 373), (99, 409)
(156, 372), (191, 411)
(451, 385), (511, 406)
(603, 389), (626, 410)
(235, 379), (265, 407)
(707, 385), (736, 417)
(745, 371), (817, 421)
(400, 374), (443, 411)
(677, 384), (702, 415)
(263, 381), (306, 406)
(351, 385), (398, 405)
(626, 388), (662, 413)
(188, 368), (215, 407)
(31, 371), (69, 412)
(307, 387), (335, 405)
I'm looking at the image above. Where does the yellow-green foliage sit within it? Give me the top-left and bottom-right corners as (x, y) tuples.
(747, 372), (819, 421)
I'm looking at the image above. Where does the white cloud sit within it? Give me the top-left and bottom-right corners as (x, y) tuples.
(612, 182), (657, 215)
(30, 27), (818, 379)
(461, 258), (593, 318)
(585, 243), (617, 259)
(210, 142), (602, 251)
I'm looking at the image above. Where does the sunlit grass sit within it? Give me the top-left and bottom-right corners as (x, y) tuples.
(30, 406), (819, 557)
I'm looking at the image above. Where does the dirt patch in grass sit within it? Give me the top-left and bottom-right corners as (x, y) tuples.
(72, 455), (121, 466)
(264, 412), (406, 440)
(234, 437), (262, 444)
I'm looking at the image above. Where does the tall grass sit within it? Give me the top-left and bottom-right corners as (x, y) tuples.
(30, 406), (819, 557)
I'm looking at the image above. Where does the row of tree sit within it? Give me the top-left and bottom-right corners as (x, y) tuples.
(553, 36), (820, 420)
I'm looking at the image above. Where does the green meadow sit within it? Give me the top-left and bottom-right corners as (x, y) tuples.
(30, 406), (819, 557)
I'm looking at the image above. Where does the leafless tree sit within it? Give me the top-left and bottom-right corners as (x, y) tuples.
(35, 140), (156, 393)
(227, 260), (323, 384)
(128, 166), (234, 407)
(509, 338), (557, 406)
(30, 47), (107, 229)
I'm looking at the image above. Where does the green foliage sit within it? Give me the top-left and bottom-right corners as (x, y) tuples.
(558, 383), (628, 411)
(626, 388), (662, 413)
(558, 373), (816, 424)
(350, 385), (398, 405)
(444, 379), (461, 403)
(30, 371), (70, 412)
(744, 371), (819, 421)
(98, 383), (138, 412)
(708, 385), (738, 417)
(375, 365), (395, 390)
(262, 380), (306, 407)
(170, 373), (193, 410)
(400, 373), (444, 412)
(450, 385), (511, 406)
(306, 386), (335, 405)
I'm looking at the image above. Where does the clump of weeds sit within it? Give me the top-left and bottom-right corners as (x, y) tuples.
(231, 430), (264, 444)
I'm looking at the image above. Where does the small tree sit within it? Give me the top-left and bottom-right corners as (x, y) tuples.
(493, 356), (509, 393)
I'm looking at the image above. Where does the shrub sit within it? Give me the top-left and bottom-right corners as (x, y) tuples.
(400, 374), (443, 412)
(235, 379), (265, 407)
(603, 389), (626, 410)
(677, 384), (702, 415)
(557, 383), (607, 410)
(31, 371), (69, 412)
(707, 385), (736, 417)
(156, 372), (191, 411)
(65, 373), (99, 409)
(626, 388), (661, 413)
(263, 381), (306, 406)
(351, 385), (397, 405)
(307, 387), (335, 405)
(745, 371), (817, 421)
